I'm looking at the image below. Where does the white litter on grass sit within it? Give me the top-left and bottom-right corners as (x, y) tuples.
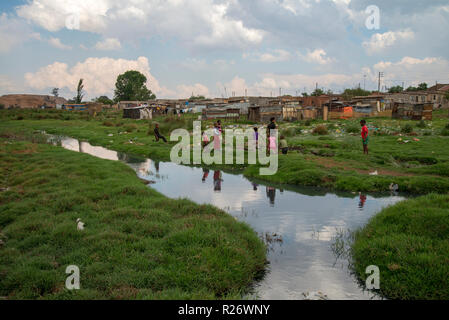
(108, 134), (114, 137)
(369, 170), (378, 176)
(76, 218), (85, 231)
(389, 183), (399, 192)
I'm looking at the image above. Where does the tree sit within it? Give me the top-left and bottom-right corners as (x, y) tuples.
(302, 92), (309, 97)
(417, 83), (428, 91)
(93, 96), (114, 105)
(114, 70), (156, 102)
(75, 79), (84, 104)
(189, 95), (206, 101)
(406, 83), (427, 92)
(341, 88), (371, 101)
(388, 85), (403, 93)
(52, 88), (59, 97)
(445, 91), (449, 101)
(311, 88), (325, 96)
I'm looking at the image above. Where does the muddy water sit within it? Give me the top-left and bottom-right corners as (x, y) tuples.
(54, 136), (404, 300)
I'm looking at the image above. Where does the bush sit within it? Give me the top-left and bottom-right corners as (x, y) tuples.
(346, 124), (360, 134)
(102, 121), (115, 127)
(401, 124), (414, 134)
(312, 125), (329, 135)
(281, 127), (296, 137)
(304, 120), (312, 127)
(0, 104), (4, 110)
(445, 123), (449, 130)
(441, 128), (449, 136)
(124, 124), (138, 132)
(296, 127), (302, 135)
(417, 120), (427, 128)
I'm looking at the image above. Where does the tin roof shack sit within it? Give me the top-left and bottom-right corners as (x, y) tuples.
(123, 106), (153, 120)
(62, 104), (88, 111)
(352, 94), (386, 111)
(283, 106), (299, 121)
(248, 106), (283, 123)
(392, 103), (433, 121)
(297, 106), (321, 120)
(323, 101), (354, 119)
(202, 106), (241, 121)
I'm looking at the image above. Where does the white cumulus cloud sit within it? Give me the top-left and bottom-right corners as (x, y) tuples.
(48, 37), (72, 50)
(299, 49), (335, 65)
(24, 56), (165, 99)
(95, 38), (122, 51)
(363, 30), (415, 54)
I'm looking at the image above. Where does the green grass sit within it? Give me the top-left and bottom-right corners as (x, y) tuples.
(0, 139), (266, 300)
(351, 194), (449, 300)
(2, 109), (449, 193)
(2, 108), (449, 300)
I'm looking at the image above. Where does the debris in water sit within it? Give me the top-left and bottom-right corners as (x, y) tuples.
(302, 291), (329, 300)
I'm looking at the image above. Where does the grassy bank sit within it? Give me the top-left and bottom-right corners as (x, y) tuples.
(0, 138), (266, 299)
(1, 109), (449, 193)
(351, 194), (449, 300)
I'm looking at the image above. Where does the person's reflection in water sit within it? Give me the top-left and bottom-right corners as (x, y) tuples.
(202, 168), (210, 183)
(213, 170), (223, 192)
(154, 161), (160, 173)
(280, 189), (284, 194)
(252, 182), (259, 191)
(266, 186), (276, 206)
(359, 193), (367, 209)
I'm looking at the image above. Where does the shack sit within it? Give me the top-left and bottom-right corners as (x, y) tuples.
(392, 103), (433, 120)
(123, 106), (153, 120)
(248, 106), (283, 123)
(297, 106), (320, 120)
(202, 106), (241, 120)
(282, 106), (298, 121)
(62, 104), (88, 111)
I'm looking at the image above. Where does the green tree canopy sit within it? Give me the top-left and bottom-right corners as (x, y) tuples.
(406, 83), (428, 92)
(311, 88), (325, 96)
(388, 85), (404, 93)
(114, 70), (156, 102)
(189, 95), (206, 101)
(341, 88), (371, 100)
(93, 96), (114, 105)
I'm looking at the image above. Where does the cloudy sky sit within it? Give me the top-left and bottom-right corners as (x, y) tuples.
(0, 0), (448, 100)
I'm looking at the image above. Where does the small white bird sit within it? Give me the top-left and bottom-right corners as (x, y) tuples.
(76, 218), (85, 231)
(369, 170), (378, 176)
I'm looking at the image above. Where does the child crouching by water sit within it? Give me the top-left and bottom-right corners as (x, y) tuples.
(279, 136), (288, 154)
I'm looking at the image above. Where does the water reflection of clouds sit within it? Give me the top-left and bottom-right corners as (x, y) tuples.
(56, 137), (404, 300)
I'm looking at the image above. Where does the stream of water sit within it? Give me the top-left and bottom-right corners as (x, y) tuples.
(53, 136), (405, 300)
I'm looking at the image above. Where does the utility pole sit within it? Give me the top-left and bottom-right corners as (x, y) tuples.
(378, 72), (384, 93)
(363, 75), (367, 91)
(279, 87), (282, 97)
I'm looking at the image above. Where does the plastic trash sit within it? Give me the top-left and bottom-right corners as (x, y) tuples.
(76, 218), (85, 231)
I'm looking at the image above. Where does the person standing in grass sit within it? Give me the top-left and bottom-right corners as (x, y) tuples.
(267, 117), (277, 153)
(360, 119), (369, 155)
(279, 135), (289, 155)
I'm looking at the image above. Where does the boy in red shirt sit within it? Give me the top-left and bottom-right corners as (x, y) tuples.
(360, 120), (369, 155)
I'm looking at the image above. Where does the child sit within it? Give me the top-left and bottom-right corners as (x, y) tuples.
(202, 131), (210, 148)
(279, 136), (288, 154)
(360, 119), (369, 155)
(253, 127), (259, 147)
